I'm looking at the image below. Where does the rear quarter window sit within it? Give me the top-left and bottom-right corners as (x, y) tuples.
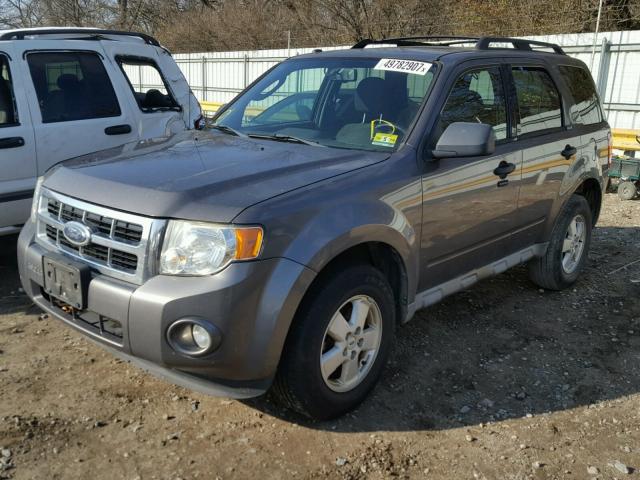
(558, 65), (604, 125)
(117, 56), (180, 113)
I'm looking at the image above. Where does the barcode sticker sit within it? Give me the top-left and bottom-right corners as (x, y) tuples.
(374, 58), (432, 76)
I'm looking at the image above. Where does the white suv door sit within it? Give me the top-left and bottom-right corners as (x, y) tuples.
(0, 45), (37, 232)
(12, 39), (138, 173)
(100, 41), (195, 137)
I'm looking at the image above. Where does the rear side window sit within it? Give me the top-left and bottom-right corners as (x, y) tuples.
(27, 52), (121, 123)
(0, 54), (18, 126)
(117, 57), (180, 112)
(439, 67), (508, 141)
(512, 67), (562, 136)
(558, 65), (603, 125)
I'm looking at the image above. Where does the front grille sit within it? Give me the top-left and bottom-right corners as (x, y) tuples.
(43, 196), (140, 272)
(48, 197), (143, 244)
(111, 250), (138, 270)
(36, 188), (162, 284)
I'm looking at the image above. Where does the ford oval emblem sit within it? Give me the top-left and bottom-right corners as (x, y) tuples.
(62, 221), (92, 247)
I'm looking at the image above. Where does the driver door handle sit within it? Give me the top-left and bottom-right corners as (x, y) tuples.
(0, 137), (25, 149)
(561, 144), (577, 160)
(493, 160), (516, 179)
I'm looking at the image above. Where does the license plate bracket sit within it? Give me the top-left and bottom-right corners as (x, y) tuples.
(42, 255), (91, 310)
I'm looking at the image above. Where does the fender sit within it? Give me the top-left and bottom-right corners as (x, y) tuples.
(232, 150), (424, 313)
(544, 169), (604, 238)
(280, 200), (418, 301)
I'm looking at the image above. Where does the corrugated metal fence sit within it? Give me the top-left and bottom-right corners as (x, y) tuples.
(163, 31), (640, 129)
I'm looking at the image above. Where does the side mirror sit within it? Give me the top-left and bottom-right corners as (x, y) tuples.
(432, 122), (496, 159)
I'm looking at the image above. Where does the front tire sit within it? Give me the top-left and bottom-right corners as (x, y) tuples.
(529, 194), (592, 290)
(272, 265), (395, 420)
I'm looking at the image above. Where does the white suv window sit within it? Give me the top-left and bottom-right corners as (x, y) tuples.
(0, 54), (18, 126)
(27, 51), (121, 124)
(117, 56), (180, 112)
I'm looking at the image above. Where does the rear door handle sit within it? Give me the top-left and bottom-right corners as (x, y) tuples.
(105, 124), (132, 136)
(561, 144), (577, 160)
(0, 137), (25, 149)
(493, 160), (516, 179)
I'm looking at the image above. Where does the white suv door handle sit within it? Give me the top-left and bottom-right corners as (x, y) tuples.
(105, 124), (132, 136)
(0, 136), (25, 149)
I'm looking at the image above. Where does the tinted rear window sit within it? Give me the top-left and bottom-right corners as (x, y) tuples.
(27, 52), (121, 123)
(558, 65), (603, 125)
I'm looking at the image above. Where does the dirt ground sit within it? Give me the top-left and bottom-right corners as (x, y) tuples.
(1, 193), (639, 480)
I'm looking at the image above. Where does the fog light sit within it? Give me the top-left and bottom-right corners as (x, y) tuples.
(191, 324), (211, 350)
(166, 318), (221, 357)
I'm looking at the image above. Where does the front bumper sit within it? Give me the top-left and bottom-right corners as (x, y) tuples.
(18, 222), (316, 398)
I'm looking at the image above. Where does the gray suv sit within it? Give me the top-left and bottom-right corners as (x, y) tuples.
(18, 36), (610, 419)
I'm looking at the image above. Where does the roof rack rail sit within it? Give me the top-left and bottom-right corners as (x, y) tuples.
(352, 35), (565, 55)
(475, 36), (565, 54)
(0, 28), (161, 47)
(352, 36), (479, 49)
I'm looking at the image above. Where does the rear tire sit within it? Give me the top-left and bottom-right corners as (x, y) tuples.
(272, 264), (395, 420)
(618, 181), (637, 200)
(529, 195), (592, 291)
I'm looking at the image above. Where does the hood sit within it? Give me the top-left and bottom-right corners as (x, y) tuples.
(44, 131), (388, 223)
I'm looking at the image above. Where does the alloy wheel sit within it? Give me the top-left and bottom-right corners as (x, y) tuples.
(561, 214), (586, 274)
(320, 295), (383, 393)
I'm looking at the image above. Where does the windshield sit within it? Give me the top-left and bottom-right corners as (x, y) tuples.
(213, 57), (436, 151)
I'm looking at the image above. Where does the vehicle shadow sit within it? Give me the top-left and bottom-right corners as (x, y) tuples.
(0, 234), (33, 316)
(244, 225), (640, 432)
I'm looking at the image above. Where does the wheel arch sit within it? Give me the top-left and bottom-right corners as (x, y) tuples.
(302, 240), (411, 326)
(573, 176), (603, 226)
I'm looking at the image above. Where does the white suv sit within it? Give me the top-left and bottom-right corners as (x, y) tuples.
(0, 28), (201, 235)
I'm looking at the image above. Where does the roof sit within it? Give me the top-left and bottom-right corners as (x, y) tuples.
(0, 28), (161, 47)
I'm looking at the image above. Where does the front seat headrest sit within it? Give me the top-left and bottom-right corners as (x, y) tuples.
(354, 77), (389, 116)
(57, 73), (80, 91)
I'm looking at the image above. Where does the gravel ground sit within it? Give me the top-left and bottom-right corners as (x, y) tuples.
(0, 193), (639, 480)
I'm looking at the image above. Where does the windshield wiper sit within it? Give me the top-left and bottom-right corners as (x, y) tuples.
(247, 133), (324, 147)
(209, 124), (247, 137)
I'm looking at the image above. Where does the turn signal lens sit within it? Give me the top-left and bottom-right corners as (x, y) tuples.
(235, 227), (263, 260)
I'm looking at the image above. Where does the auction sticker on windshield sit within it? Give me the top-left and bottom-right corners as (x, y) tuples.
(374, 58), (431, 76)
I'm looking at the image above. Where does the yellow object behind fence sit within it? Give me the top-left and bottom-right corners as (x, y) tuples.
(612, 129), (640, 152)
(200, 101), (224, 117)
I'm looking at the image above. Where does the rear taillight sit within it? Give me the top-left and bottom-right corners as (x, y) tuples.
(607, 131), (612, 167)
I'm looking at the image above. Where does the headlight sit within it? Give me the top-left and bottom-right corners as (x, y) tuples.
(30, 176), (45, 223)
(160, 220), (263, 276)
